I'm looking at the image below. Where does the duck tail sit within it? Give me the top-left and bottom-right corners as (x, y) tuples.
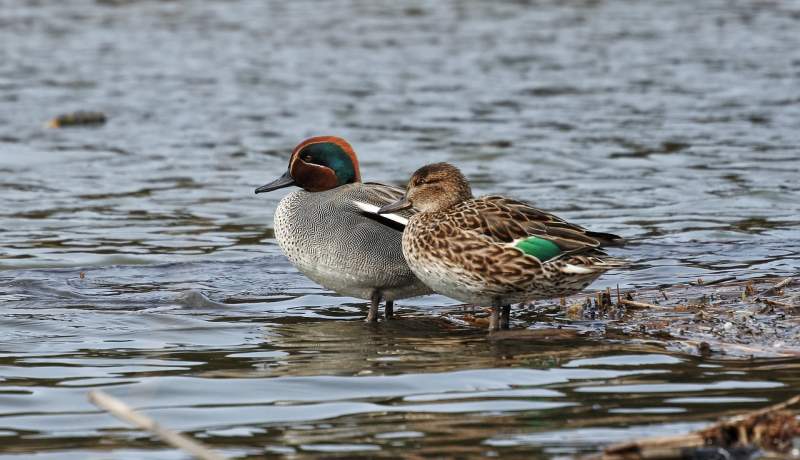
(560, 254), (628, 275)
(586, 231), (625, 247)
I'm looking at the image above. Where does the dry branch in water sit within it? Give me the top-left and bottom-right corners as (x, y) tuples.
(88, 390), (227, 460)
(584, 395), (800, 459)
(690, 276), (738, 287)
(761, 298), (795, 309)
(618, 298), (671, 310)
(760, 277), (794, 297)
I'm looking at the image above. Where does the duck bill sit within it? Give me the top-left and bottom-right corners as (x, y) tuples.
(378, 196), (412, 214)
(255, 171), (295, 194)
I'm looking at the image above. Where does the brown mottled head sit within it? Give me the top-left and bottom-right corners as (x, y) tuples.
(379, 162), (473, 214)
(255, 136), (362, 194)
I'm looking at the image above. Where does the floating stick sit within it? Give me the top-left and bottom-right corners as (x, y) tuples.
(88, 390), (227, 460)
(760, 277), (793, 296)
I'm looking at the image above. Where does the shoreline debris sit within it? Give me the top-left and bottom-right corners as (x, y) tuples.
(455, 274), (800, 358)
(583, 395), (800, 459)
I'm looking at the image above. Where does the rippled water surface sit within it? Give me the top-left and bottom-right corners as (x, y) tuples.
(1, 0), (800, 458)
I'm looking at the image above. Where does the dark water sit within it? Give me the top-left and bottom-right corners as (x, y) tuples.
(1, 0), (800, 458)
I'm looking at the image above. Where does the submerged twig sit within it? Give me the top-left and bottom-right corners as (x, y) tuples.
(760, 298), (795, 309)
(88, 390), (227, 460)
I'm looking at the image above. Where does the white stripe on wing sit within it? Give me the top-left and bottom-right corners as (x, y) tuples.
(353, 201), (409, 227)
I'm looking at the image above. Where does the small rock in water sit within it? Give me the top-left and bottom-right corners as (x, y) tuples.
(47, 111), (107, 128)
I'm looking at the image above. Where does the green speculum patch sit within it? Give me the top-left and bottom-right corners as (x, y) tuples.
(515, 236), (562, 262)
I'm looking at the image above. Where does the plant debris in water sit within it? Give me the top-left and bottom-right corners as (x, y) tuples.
(583, 394), (800, 459)
(450, 276), (800, 358)
(46, 111), (107, 128)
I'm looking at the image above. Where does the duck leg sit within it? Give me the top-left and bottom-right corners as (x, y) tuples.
(384, 300), (394, 320)
(500, 305), (511, 330)
(489, 306), (501, 332)
(366, 291), (381, 323)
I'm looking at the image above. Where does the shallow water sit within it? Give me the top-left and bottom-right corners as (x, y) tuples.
(1, 0), (799, 458)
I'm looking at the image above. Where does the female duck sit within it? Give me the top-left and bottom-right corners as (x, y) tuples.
(255, 136), (432, 321)
(379, 162), (625, 331)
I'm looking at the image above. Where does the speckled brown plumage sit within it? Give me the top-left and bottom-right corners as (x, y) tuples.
(379, 162), (626, 330)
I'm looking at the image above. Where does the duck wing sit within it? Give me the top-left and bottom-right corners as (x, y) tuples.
(451, 196), (622, 256)
(351, 182), (415, 231)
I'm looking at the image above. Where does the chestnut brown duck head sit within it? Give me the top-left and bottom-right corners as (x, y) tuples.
(255, 136), (362, 194)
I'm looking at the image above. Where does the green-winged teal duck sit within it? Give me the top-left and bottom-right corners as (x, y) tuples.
(378, 162), (625, 331)
(255, 136), (432, 321)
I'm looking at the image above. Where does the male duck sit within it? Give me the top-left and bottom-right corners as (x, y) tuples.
(378, 162), (625, 331)
(255, 136), (432, 321)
